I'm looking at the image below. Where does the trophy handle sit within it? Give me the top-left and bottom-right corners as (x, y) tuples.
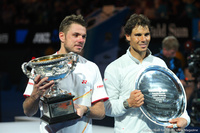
(21, 62), (35, 80)
(70, 53), (78, 72)
(63, 53), (78, 79)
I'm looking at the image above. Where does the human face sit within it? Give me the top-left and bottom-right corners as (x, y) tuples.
(126, 25), (151, 55)
(59, 23), (87, 54)
(163, 48), (177, 58)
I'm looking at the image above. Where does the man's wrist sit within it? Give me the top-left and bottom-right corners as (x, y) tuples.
(30, 95), (40, 101)
(123, 99), (131, 109)
(84, 106), (90, 116)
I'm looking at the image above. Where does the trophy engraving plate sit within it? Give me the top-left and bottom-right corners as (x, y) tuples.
(50, 100), (74, 117)
(135, 65), (186, 126)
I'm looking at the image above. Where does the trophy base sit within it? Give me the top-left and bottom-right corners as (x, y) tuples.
(41, 93), (80, 125)
(41, 113), (80, 125)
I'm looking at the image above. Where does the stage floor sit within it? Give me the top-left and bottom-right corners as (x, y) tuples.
(0, 121), (114, 133)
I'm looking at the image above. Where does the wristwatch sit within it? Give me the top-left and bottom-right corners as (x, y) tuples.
(84, 106), (90, 116)
(123, 99), (130, 109)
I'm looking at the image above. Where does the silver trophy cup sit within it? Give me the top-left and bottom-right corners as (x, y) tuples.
(135, 65), (186, 126)
(21, 52), (80, 124)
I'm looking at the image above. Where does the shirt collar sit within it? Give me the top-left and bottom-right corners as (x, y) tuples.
(126, 47), (152, 64)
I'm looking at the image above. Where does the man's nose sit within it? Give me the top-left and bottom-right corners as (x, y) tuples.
(78, 36), (85, 42)
(140, 35), (146, 41)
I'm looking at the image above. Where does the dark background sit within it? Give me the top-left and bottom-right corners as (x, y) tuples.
(1, 0), (200, 130)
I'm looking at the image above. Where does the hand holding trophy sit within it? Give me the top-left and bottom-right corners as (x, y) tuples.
(21, 52), (80, 124)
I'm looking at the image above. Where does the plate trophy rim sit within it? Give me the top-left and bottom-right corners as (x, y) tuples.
(135, 65), (187, 126)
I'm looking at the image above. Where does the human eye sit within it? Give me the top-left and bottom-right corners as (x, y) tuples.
(145, 33), (150, 36)
(73, 33), (79, 37)
(82, 35), (87, 39)
(135, 33), (141, 36)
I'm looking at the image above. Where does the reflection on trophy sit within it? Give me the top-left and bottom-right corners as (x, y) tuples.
(135, 65), (186, 126)
(21, 52), (80, 124)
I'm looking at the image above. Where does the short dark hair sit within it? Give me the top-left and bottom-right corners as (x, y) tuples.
(124, 14), (151, 35)
(59, 14), (87, 33)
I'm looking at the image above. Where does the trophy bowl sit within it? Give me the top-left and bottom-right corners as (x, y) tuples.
(135, 65), (186, 126)
(21, 52), (80, 124)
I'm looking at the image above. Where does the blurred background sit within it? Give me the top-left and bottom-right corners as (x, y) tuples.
(1, 0), (200, 131)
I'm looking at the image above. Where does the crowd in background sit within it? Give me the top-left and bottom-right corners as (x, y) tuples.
(1, 0), (200, 25)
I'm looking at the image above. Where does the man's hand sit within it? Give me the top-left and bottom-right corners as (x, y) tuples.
(23, 75), (55, 117)
(127, 90), (144, 108)
(74, 104), (87, 118)
(74, 101), (105, 119)
(31, 75), (54, 100)
(166, 117), (188, 131)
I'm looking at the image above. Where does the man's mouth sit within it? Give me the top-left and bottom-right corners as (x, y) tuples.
(139, 44), (147, 48)
(75, 45), (83, 49)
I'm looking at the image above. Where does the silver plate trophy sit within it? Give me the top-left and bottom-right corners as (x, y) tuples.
(135, 65), (186, 126)
(21, 52), (80, 124)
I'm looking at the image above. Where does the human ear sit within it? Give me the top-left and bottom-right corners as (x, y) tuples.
(125, 34), (131, 41)
(59, 32), (65, 42)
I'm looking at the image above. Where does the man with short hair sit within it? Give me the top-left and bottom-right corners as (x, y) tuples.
(154, 36), (185, 84)
(22, 14), (108, 133)
(104, 14), (190, 133)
